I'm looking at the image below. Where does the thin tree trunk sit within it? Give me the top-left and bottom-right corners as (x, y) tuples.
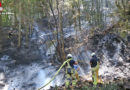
(78, 0), (81, 31)
(18, 1), (21, 47)
(59, 10), (65, 62)
(48, 0), (59, 42)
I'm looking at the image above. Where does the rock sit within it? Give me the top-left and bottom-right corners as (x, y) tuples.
(0, 73), (5, 81)
(126, 59), (130, 63)
(127, 36), (130, 42)
(118, 82), (124, 89)
(0, 68), (4, 73)
(105, 75), (113, 82)
(12, 46), (42, 65)
(128, 77), (130, 82)
(116, 61), (123, 67)
(0, 83), (5, 88)
(28, 83), (36, 87)
(104, 71), (108, 74)
(22, 83), (36, 90)
(124, 84), (130, 90)
(113, 77), (121, 82)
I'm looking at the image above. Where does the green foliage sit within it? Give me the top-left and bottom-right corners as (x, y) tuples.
(1, 0), (129, 46)
(115, 0), (130, 38)
(101, 84), (120, 90)
(120, 31), (127, 38)
(81, 84), (120, 90)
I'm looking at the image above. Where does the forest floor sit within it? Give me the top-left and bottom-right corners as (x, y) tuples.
(50, 76), (130, 90)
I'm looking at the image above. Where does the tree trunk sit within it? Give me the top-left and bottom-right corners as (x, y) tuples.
(18, 1), (21, 47)
(59, 9), (65, 62)
(78, 0), (81, 31)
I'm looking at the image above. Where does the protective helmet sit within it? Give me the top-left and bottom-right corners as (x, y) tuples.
(91, 53), (95, 57)
(67, 54), (72, 58)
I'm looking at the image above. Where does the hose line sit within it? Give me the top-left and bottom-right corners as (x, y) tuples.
(38, 59), (71, 90)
